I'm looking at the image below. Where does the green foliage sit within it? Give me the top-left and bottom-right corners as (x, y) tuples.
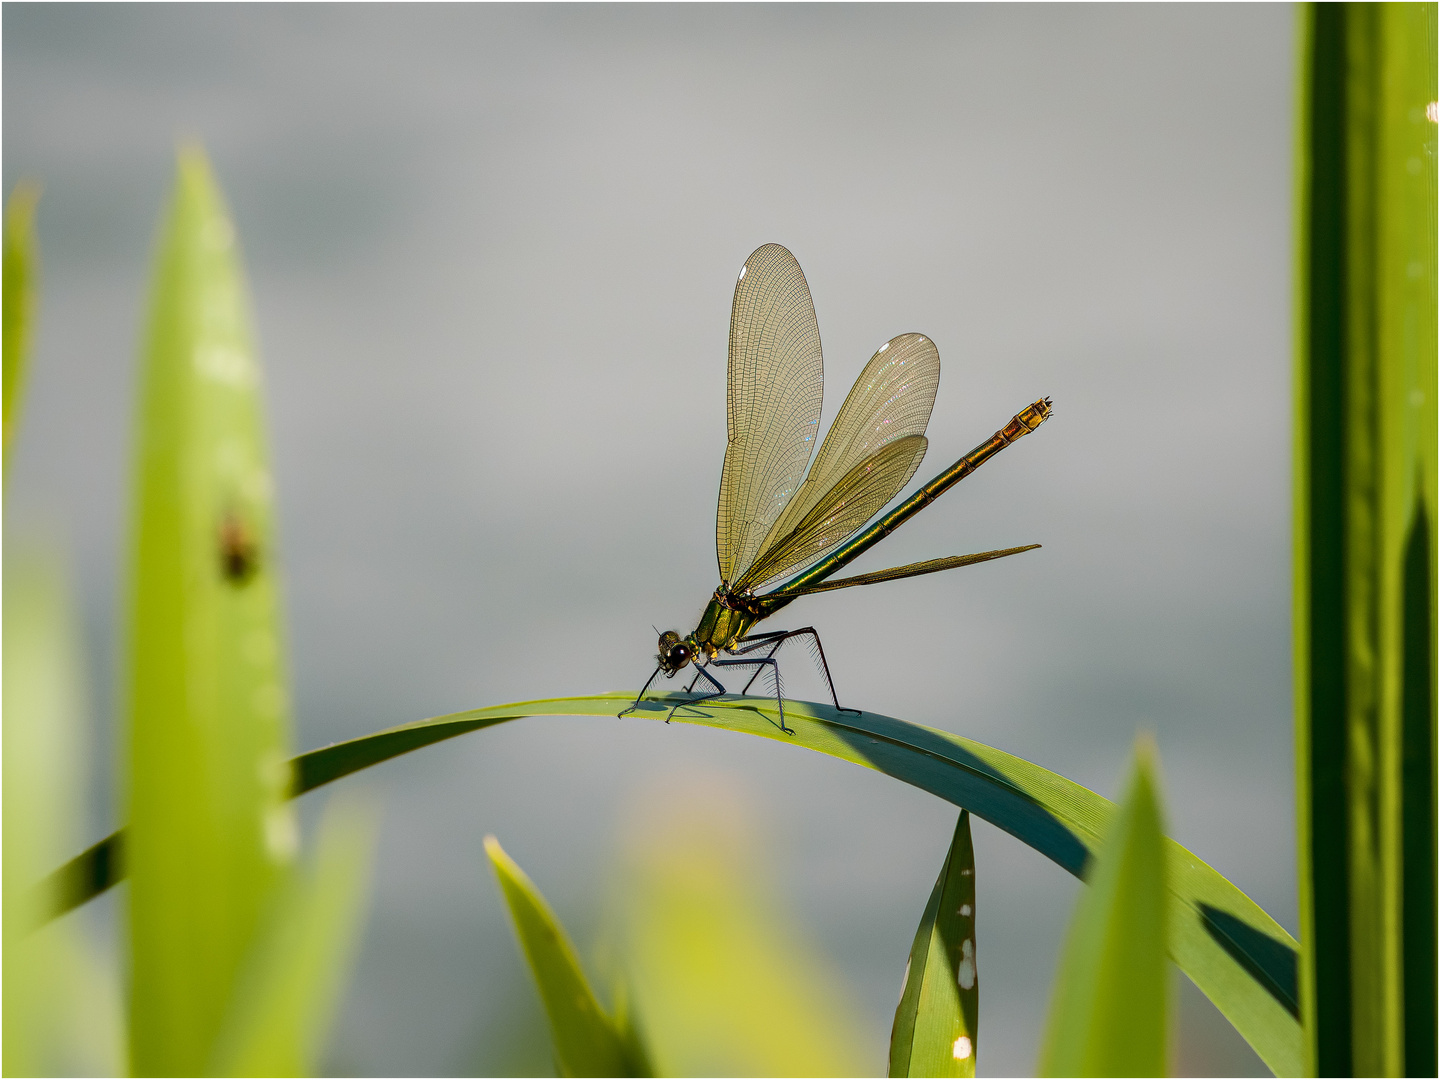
(1294, 4), (1437, 1075)
(211, 795), (379, 1076)
(1038, 737), (1169, 1077)
(616, 782), (866, 1076)
(3, 550), (124, 1076)
(889, 810), (979, 1077)
(3, 182), (39, 463)
(14, 115), (1359, 1074)
(7, 155), (376, 1078)
(126, 144), (297, 1074)
(117, 146), (378, 1077)
(48, 691), (1304, 1074)
(485, 835), (649, 1077)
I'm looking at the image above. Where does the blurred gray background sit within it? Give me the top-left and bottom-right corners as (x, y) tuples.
(5, 4), (1296, 1075)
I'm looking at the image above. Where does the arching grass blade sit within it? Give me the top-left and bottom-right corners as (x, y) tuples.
(44, 693), (1303, 1074)
(890, 809), (979, 1077)
(1038, 737), (1169, 1076)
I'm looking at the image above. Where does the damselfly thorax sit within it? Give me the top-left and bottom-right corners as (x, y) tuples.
(624, 244), (1051, 733)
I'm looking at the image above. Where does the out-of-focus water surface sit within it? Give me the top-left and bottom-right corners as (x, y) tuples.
(4, 5), (1294, 1075)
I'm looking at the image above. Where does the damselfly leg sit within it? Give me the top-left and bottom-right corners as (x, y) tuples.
(656, 658), (794, 734)
(618, 665), (663, 717)
(733, 627), (859, 715)
(710, 655), (792, 734)
(661, 664), (738, 721)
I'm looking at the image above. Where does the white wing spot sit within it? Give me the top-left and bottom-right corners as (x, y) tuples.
(953, 1036), (972, 1060)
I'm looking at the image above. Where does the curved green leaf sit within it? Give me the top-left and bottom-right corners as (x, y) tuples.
(4, 550), (124, 1076)
(211, 794), (378, 1077)
(3, 182), (40, 465)
(617, 789), (865, 1076)
(42, 692), (1303, 1075)
(890, 809), (978, 1077)
(1038, 737), (1169, 1077)
(485, 836), (649, 1077)
(126, 146), (296, 1074)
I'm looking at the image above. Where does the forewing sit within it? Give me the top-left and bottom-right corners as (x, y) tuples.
(736, 433), (928, 591)
(751, 333), (938, 564)
(715, 244), (824, 585)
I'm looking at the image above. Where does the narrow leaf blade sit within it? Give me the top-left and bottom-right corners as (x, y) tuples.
(891, 809), (978, 1077)
(619, 783), (866, 1077)
(484, 835), (637, 1077)
(1294, 5), (1438, 1075)
(3, 182), (40, 462)
(126, 146), (296, 1073)
(3, 550), (124, 1076)
(1039, 737), (1169, 1077)
(49, 693), (1303, 1075)
(211, 795), (378, 1077)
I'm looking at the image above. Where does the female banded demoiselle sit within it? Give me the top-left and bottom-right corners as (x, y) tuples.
(624, 244), (1051, 732)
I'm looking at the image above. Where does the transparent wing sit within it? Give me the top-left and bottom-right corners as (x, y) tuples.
(779, 545), (1041, 596)
(736, 434), (928, 591)
(716, 244), (824, 585)
(751, 332), (939, 563)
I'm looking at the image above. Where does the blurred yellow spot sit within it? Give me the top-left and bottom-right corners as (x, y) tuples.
(263, 804), (298, 861)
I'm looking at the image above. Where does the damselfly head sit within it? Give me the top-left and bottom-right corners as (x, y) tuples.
(657, 630), (694, 676)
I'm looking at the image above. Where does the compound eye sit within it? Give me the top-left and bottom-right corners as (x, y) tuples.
(669, 644), (690, 663)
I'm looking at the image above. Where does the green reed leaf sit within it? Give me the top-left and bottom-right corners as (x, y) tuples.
(617, 785), (865, 1076)
(47, 692), (1303, 1075)
(3, 550), (124, 1076)
(485, 835), (649, 1077)
(3, 182), (40, 465)
(125, 146), (297, 1074)
(890, 809), (979, 1077)
(1038, 737), (1169, 1077)
(1294, 5), (1437, 1075)
(211, 795), (378, 1077)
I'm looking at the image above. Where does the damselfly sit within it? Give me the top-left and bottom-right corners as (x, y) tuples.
(624, 244), (1051, 732)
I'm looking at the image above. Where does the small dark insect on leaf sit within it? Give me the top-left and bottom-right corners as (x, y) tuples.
(218, 510), (259, 584)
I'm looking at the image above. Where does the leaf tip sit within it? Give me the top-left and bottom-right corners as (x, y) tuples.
(484, 835), (521, 882)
